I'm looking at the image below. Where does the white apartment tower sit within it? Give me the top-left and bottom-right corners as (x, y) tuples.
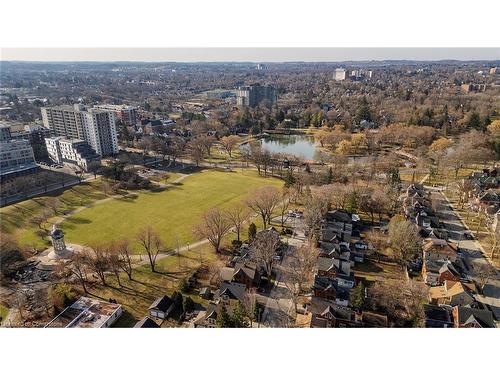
(333, 68), (348, 81)
(41, 105), (118, 156)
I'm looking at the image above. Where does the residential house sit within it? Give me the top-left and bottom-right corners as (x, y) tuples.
(193, 303), (218, 328)
(134, 317), (160, 328)
(429, 280), (476, 306)
(423, 304), (453, 328)
(214, 282), (246, 311)
(452, 306), (495, 328)
(148, 295), (175, 319)
(313, 275), (350, 305)
(351, 240), (367, 262)
(220, 261), (260, 289)
(423, 238), (458, 262)
(309, 297), (355, 328)
(317, 257), (352, 280)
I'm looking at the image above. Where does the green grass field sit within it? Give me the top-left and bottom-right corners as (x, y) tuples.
(61, 169), (282, 252)
(0, 179), (107, 248)
(0, 304), (9, 324)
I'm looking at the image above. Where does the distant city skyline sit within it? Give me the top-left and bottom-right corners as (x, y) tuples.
(2, 48), (499, 62)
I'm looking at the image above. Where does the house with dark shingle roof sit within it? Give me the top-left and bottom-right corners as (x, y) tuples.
(193, 303), (218, 328)
(424, 304), (453, 328)
(309, 297), (355, 328)
(452, 306), (496, 328)
(214, 281), (246, 309)
(134, 317), (160, 328)
(148, 295), (175, 320)
(220, 261), (261, 289)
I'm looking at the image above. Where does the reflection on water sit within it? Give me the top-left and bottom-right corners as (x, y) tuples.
(241, 134), (374, 164)
(242, 134), (327, 161)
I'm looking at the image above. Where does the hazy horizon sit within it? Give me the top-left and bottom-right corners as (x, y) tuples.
(2, 48), (499, 63)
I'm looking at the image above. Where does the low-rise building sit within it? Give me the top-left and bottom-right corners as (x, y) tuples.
(44, 297), (122, 328)
(45, 137), (100, 171)
(0, 124), (38, 179)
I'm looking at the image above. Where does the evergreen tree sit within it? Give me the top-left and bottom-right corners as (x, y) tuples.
(284, 170), (296, 188)
(248, 222), (257, 240)
(216, 306), (233, 327)
(349, 281), (365, 310)
(326, 167), (333, 184)
(232, 302), (249, 328)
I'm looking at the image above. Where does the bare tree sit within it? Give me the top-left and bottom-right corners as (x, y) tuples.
(220, 135), (240, 158)
(116, 239), (133, 280)
(108, 243), (123, 286)
(69, 252), (89, 293)
(368, 278), (427, 327)
(250, 229), (281, 278)
(137, 226), (163, 272)
(194, 208), (232, 252)
(188, 137), (205, 167)
(85, 244), (111, 286)
(45, 197), (61, 216)
(30, 211), (49, 230)
(226, 204), (251, 243)
(303, 193), (329, 239)
(454, 179), (475, 209)
(475, 264), (495, 292)
(388, 217), (422, 279)
(278, 188), (291, 228)
(245, 185), (281, 229)
(101, 179), (111, 197)
(199, 135), (216, 157)
(281, 242), (319, 314)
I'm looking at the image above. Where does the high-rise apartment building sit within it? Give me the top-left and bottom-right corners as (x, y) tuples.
(93, 104), (138, 126)
(41, 105), (118, 156)
(236, 84), (277, 107)
(333, 68), (348, 81)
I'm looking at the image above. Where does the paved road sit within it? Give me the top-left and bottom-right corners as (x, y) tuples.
(429, 189), (500, 319)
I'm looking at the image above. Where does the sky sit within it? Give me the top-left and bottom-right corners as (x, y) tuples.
(2, 48), (499, 62)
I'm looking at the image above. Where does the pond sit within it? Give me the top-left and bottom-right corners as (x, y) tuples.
(241, 133), (375, 164)
(241, 134), (328, 161)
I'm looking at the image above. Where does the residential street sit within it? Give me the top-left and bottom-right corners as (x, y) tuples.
(429, 188), (500, 320)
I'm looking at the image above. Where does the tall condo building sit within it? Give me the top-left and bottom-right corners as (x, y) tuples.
(236, 84), (277, 107)
(41, 105), (118, 156)
(93, 104), (138, 126)
(333, 68), (348, 81)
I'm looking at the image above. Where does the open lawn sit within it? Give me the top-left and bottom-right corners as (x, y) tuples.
(0, 304), (9, 324)
(0, 179), (107, 248)
(353, 259), (404, 282)
(62, 169), (282, 252)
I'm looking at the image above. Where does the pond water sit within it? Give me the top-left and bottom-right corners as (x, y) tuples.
(242, 134), (328, 161)
(241, 133), (374, 164)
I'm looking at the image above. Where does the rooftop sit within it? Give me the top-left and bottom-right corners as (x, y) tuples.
(45, 297), (122, 328)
